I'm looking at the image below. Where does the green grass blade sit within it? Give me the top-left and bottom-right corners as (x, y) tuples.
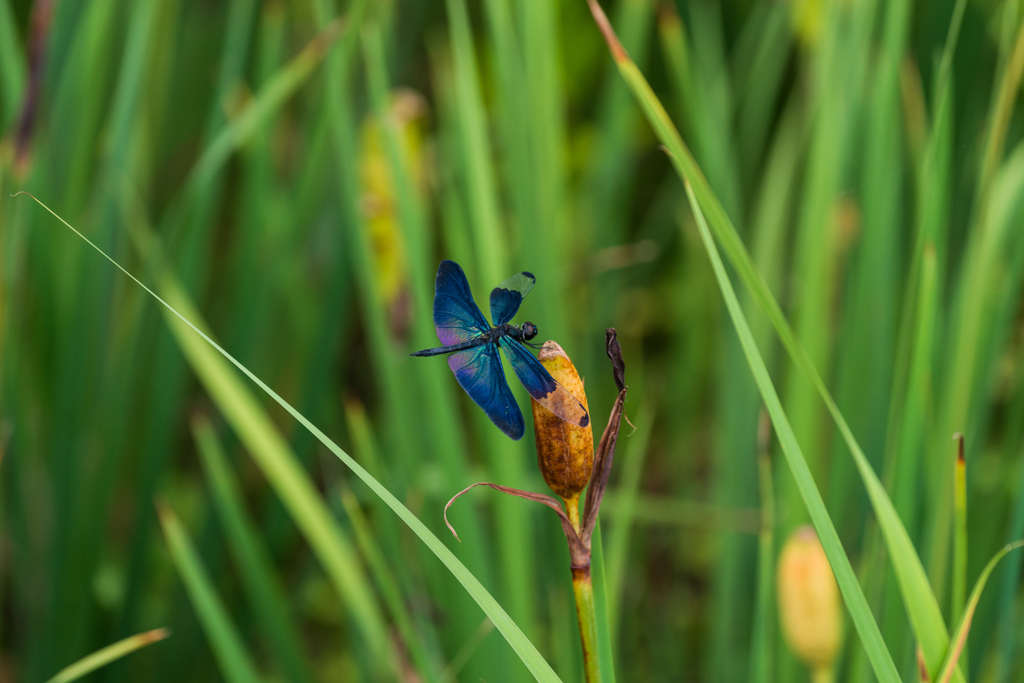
(339, 486), (440, 682)
(993, 436), (1024, 683)
(182, 17), (344, 202)
(658, 2), (741, 220)
(604, 390), (656, 637)
(45, 629), (170, 683)
(0, 0), (25, 128)
(951, 433), (967, 668)
(584, 4), (960, 680)
(677, 178), (900, 683)
(516, 0), (571, 345)
(191, 416), (315, 683)
(439, 618), (496, 683)
(750, 415), (775, 683)
(157, 502), (263, 683)
(19, 195), (564, 683)
(589, 521), (617, 683)
(443, 0), (506, 284)
(978, 21), (1024, 200)
(935, 542), (1024, 683)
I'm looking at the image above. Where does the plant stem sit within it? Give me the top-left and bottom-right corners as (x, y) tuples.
(567, 492), (582, 532)
(573, 566), (601, 683)
(565, 494), (601, 682)
(812, 666), (834, 683)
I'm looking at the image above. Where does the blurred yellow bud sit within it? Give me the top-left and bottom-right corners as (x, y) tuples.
(777, 526), (842, 673)
(359, 88), (429, 339)
(531, 342), (593, 501)
(790, 0), (822, 47)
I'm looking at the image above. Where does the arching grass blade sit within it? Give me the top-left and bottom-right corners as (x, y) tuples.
(45, 629), (169, 683)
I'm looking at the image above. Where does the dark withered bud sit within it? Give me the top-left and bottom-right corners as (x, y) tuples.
(531, 341), (593, 501)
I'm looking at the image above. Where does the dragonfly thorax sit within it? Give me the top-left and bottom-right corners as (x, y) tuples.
(494, 322), (537, 343)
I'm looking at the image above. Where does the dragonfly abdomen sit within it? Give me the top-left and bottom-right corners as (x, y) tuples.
(410, 334), (493, 357)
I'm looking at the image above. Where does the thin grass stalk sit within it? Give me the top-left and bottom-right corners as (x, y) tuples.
(588, 522), (617, 683)
(993, 435), (1024, 683)
(732, 1), (791, 187)
(952, 434), (968, 672)
(339, 487), (440, 681)
(157, 503), (263, 683)
(44, 629), (169, 683)
(191, 417), (316, 683)
(0, 0), (25, 127)
(604, 390), (656, 637)
(935, 541), (1024, 683)
(517, 0), (570, 346)
(227, 2), (287, 367)
(481, 0), (535, 266)
(750, 413), (775, 683)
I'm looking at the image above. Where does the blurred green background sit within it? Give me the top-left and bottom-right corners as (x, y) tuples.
(2, 0), (1024, 681)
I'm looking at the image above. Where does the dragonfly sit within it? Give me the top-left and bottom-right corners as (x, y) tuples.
(411, 260), (589, 440)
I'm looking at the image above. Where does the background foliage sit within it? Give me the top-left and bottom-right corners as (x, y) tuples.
(1, 0), (1024, 681)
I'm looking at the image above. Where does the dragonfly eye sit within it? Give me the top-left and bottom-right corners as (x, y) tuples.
(522, 322), (538, 341)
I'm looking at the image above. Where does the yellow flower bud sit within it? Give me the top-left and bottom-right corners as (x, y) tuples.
(777, 526), (842, 673)
(531, 342), (593, 501)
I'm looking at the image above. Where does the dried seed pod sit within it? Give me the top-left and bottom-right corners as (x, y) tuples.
(531, 341), (593, 501)
(777, 526), (842, 673)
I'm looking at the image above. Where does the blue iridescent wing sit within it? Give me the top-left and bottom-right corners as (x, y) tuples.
(433, 260), (491, 345)
(447, 344), (525, 440)
(499, 338), (589, 429)
(489, 271), (536, 325)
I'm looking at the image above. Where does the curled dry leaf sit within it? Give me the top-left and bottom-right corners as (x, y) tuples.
(582, 329), (627, 544)
(444, 482), (588, 567)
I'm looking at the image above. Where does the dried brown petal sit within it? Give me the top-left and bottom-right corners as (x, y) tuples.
(443, 481), (588, 568)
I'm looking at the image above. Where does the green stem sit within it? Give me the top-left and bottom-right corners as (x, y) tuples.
(566, 494), (601, 683)
(811, 666), (835, 683)
(952, 433), (968, 671)
(573, 566), (601, 683)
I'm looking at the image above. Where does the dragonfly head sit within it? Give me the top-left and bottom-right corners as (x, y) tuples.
(521, 321), (538, 341)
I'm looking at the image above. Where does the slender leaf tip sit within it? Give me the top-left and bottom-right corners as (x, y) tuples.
(917, 647), (931, 683)
(587, 0), (628, 63)
(141, 628), (171, 644)
(953, 432), (964, 463)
